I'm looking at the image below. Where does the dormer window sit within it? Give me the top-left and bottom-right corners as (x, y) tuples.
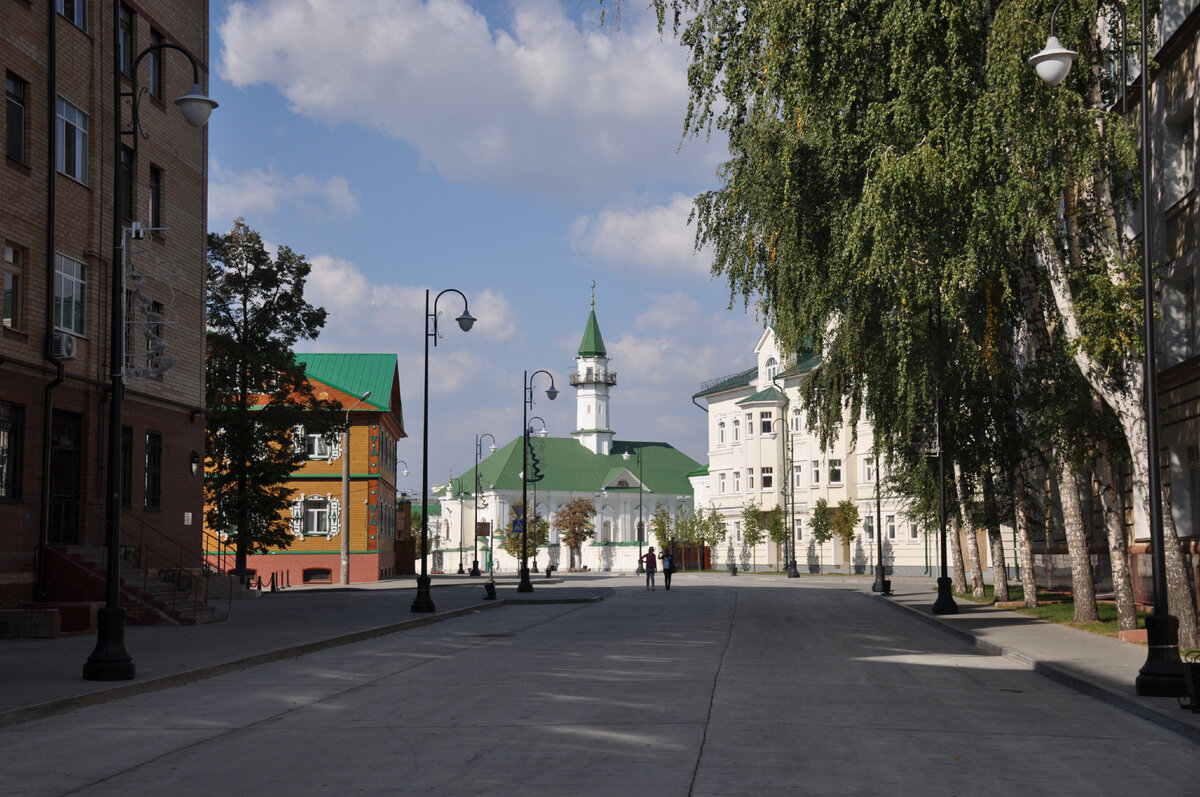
(766, 357), (778, 379)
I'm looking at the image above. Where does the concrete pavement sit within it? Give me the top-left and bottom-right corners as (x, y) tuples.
(1, 572), (1197, 795)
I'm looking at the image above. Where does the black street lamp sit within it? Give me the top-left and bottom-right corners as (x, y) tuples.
(1030, 0), (1183, 695)
(871, 452), (891, 595)
(520, 370), (558, 593)
(527, 417), (549, 575)
(412, 289), (476, 613)
(473, 434), (497, 577)
(448, 476), (465, 575)
(770, 417), (801, 578)
(84, 18), (217, 682)
(622, 448), (646, 574)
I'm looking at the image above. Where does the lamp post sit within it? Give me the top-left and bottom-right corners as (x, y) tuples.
(769, 417), (800, 578)
(623, 448), (646, 574)
(931, 302), (957, 615)
(448, 476), (465, 575)
(1030, 0), (1183, 696)
(520, 370), (558, 593)
(340, 391), (372, 585)
(473, 434), (497, 576)
(412, 289), (476, 613)
(871, 451), (891, 594)
(84, 17), (217, 682)
(527, 417), (549, 575)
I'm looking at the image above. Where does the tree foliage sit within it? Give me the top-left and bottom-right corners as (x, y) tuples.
(205, 219), (337, 574)
(555, 497), (596, 566)
(504, 499), (549, 560)
(808, 498), (834, 547)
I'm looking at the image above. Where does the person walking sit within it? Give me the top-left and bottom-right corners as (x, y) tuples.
(661, 550), (673, 590)
(640, 547), (657, 590)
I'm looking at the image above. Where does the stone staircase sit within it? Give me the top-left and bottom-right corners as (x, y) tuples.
(50, 546), (228, 626)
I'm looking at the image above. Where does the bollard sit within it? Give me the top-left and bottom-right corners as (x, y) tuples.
(545, 565), (552, 578)
(728, 562), (738, 576)
(483, 581), (497, 600)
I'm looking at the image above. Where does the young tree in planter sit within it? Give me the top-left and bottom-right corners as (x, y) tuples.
(650, 504), (674, 552)
(765, 504), (788, 571)
(696, 506), (728, 571)
(741, 500), (766, 572)
(504, 499), (549, 562)
(205, 219), (338, 576)
(833, 500), (861, 570)
(809, 499), (835, 573)
(555, 497), (596, 570)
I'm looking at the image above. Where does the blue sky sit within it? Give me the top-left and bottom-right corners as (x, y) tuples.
(207, 0), (763, 492)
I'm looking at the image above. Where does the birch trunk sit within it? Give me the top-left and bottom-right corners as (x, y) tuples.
(1057, 454), (1099, 623)
(1095, 439), (1138, 632)
(984, 469), (1009, 602)
(954, 461), (987, 599)
(951, 514), (968, 595)
(1013, 463), (1039, 608)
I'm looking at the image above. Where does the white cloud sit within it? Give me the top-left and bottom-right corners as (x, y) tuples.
(217, 0), (721, 196)
(208, 160), (361, 224)
(569, 194), (712, 278)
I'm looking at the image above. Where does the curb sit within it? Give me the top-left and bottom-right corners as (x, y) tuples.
(875, 594), (1200, 744)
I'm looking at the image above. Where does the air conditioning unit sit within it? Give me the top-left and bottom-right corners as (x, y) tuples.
(52, 332), (77, 359)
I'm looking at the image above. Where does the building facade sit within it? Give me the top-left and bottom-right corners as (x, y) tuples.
(693, 328), (999, 576)
(1, 1), (211, 609)
(205, 354), (406, 585)
(437, 305), (698, 574)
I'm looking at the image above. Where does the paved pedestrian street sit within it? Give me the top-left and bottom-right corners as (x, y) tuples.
(1, 577), (1195, 796)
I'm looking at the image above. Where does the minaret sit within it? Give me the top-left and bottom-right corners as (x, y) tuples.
(571, 285), (616, 455)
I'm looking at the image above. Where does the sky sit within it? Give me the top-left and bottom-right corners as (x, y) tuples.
(207, 0), (764, 494)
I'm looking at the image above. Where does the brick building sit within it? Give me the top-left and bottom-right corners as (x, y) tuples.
(0, 2), (212, 610)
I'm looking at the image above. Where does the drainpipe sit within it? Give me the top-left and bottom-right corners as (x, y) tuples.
(36, 0), (64, 602)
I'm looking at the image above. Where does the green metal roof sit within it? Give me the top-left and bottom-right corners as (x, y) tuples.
(692, 366), (757, 399)
(687, 464), (709, 478)
(737, 386), (786, 406)
(294, 353), (396, 412)
(578, 309), (607, 358)
(456, 437), (699, 497)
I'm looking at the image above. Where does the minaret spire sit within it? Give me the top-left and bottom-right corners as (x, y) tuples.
(571, 286), (615, 455)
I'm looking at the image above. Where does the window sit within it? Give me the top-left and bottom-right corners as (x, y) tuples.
(794, 519), (803, 540)
(118, 145), (134, 220)
(0, 402), (24, 501)
(733, 471), (741, 492)
(305, 496), (328, 535)
(735, 520), (741, 541)
(144, 430), (162, 510)
(790, 408), (802, 433)
(811, 460), (821, 485)
(760, 410), (773, 435)
(121, 426), (132, 509)
(57, 0), (87, 31)
(862, 457), (876, 483)
(54, 253), (86, 335)
(3, 244), (22, 329)
(863, 516), (873, 539)
(886, 514), (896, 540)
(762, 466), (773, 489)
(6, 73), (27, 163)
(793, 463), (802, 488)
(717, 421), (725, 445)
(766, 357), (778, 379)
(747, 468), (755, 490)
(829, 459), (842, 484)
(718, 472), (727, 494)
(119, 6), (134, 79)
(732, 418), (740, 443)
(56, 97), (88, 183)
(1164, 113), (1194, 207)
(745, 413), (754, 437)
(148, 30), (164, 99)
(148, 164), (162, 229)
(909, 522), (919, 540)
(306, 432), (330, 459)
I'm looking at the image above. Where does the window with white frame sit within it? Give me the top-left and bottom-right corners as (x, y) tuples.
(829, 459), (842, 484)
(762, 466), (773, 489)
(790, 408), (802, 433)
(863, 515), (873, 539)
(3, 243), (22, 329)
(306, 432), (330, 459)
(760, 410), (773, 435)
(794, 519), (802, 540)
(862, 456), (875, 483)
(766, 357), (778, 379)
(732, 418), (740, 442)
(909, 522), (919, 540)
(745, 412), (754, 437)
(58, 0), (87, 31)
(733, 471), (741, 492)
(793, 463), (802, 488)
(292, 494), (341, 538)
(811, 460), (820, 485)
(56, 97), (88, 183)
(54, 253), (86, 335)
(1164, 112), (1194, 208)
(886, 514), (896, 540)
(735, 520), (742, 541)
(718, 472), (727, 494)
(747, 468), (755, 489)
(718, 421), (726, 445)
